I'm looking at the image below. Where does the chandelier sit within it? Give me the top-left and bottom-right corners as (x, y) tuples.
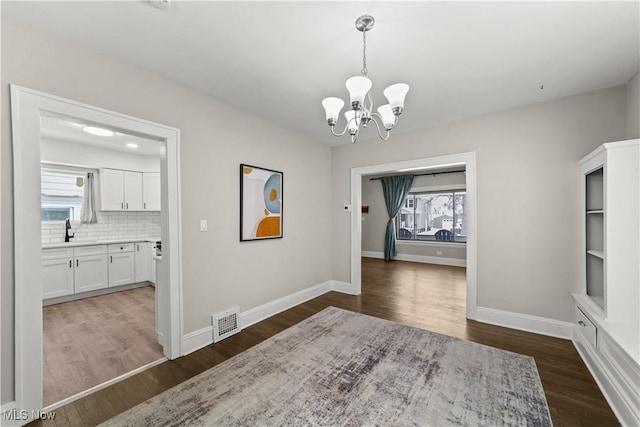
(321, 15), (409, 143)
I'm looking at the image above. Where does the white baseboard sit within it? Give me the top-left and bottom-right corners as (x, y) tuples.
(362, 251), (466, 267)
(475, 306), (574, 339)
(181, 281), (334, 356)
(331, 280), (354, 294)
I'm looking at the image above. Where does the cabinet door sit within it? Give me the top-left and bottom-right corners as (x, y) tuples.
(143, 172), (161, 211)
(42, 257), (74, 299)
(75, 254), (108, 292)
(134, 242), (152, 282)
(100, 168), (125, 210)
(109, 251), (135, 287)
(124, 171), (143, 211)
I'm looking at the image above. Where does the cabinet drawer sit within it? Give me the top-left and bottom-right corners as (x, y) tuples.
(576, 307), (597, 348)
(42, 247), (74, 260)
(73, 245), (107, 257)
(108, 243), (134, 253)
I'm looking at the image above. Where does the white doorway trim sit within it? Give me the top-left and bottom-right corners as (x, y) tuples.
(10, 85), (184, 422)
(349, 152), (477, 320)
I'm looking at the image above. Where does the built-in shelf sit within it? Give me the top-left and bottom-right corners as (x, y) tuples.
(575, 140), (640, 427)
(587, 249), (604, 259)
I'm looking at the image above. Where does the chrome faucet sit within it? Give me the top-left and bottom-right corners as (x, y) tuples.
(65, 219), (74, 242)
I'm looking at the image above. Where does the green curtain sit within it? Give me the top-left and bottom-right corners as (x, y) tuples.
(380, 175), (414, 261)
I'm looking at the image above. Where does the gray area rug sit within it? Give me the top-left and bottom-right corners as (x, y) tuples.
(101, 307), (552, 426)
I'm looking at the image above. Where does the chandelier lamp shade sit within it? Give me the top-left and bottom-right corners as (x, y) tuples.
(321, 15), (409, 143)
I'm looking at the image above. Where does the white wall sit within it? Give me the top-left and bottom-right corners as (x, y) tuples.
(362, 172), (466, 263)
(627, 72), (639, 139)
(332, 85), (628, 325)
(1, 17), (333, 404)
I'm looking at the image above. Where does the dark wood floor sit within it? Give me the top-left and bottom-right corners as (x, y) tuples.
(30, 259), (619, 426)
(43, 285), (164, 406)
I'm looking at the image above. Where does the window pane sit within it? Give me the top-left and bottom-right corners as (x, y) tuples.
(397, 195), (415, 239)
(454, 192), (467, 242)
(41, 169), (84, 222)
(413, 193), (454, 241)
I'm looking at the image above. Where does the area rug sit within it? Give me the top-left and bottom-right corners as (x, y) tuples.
(101, 307), (552, 426)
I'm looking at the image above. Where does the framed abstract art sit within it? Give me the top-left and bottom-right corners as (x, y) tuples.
(240, 164), (283, 241)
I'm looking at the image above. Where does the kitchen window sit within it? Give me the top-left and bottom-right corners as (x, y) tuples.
(41, 168), (86, 221)
(397, 190), (467, 242)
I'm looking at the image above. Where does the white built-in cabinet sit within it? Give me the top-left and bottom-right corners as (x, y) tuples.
(42, 240), (155, 301)
(100, 168), (160, 211)
(573, 139), (639, 427)
(108, 243), (135, 287)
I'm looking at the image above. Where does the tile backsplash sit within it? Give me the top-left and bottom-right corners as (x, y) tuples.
(42, 211), (161, 244)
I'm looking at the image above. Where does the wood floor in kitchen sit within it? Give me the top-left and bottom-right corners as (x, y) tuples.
(43, 285), (164, 407)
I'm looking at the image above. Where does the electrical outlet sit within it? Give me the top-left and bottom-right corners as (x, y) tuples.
(343, 205), (351, 212)
(200, 219), (208, 231)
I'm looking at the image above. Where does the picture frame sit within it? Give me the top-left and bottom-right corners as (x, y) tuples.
(240, 164), (283, 241)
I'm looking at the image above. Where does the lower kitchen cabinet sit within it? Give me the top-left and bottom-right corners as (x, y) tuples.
(42, 255), (74, 299)
(75, 253), (109, 292)
(108, 244), (135, 287)
(42, 240), (155, 300)
(134, 242), (152, 282)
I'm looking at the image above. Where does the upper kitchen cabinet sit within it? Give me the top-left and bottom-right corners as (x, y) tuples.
(100, 168), (160, 211)
(143, 172), (161, 211)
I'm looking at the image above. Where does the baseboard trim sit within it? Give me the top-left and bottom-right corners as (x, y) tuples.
(572, 336), (639, 427)
(361, 251), (466, 267)
(181, 281), (334, 356)
(331, 280), (354, 294)
(475, 306), (573, 339)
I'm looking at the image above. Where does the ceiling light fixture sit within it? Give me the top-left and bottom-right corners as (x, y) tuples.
(322, 15), (409, 144)
(126, 143), (139, 149)
(82, 126), (115, 137)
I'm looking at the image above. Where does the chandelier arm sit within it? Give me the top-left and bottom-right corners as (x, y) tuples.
(330, 122), (350, 137)
(370, 116), (391, 141)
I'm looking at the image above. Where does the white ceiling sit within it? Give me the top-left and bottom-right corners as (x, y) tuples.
(40, 113), (163, 157)
(4, 1), (639, 146)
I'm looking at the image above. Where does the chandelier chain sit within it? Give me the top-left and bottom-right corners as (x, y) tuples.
(361, 30), (368, 77)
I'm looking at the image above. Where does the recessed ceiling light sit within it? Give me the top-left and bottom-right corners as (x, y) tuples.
(126, 143), (139, 149)
(82, 126), (115, 137)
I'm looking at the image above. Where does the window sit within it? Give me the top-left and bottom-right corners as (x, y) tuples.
(397, 191), (467, 242)
(41, 169), (85, 222)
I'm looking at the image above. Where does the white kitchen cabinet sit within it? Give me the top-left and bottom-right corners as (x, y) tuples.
(74, 253), (109, 293)
(100, 168), (144, 211)
(134, 241), (152, 282)
(108, 244), (135, 287)
(42, 248), (74, 299)
(143, 172), (161, 211)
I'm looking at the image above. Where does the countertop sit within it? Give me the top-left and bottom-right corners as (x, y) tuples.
(43, 237), (160, 249)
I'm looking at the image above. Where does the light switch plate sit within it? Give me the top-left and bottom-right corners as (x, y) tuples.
(200, 219), (208, 231)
